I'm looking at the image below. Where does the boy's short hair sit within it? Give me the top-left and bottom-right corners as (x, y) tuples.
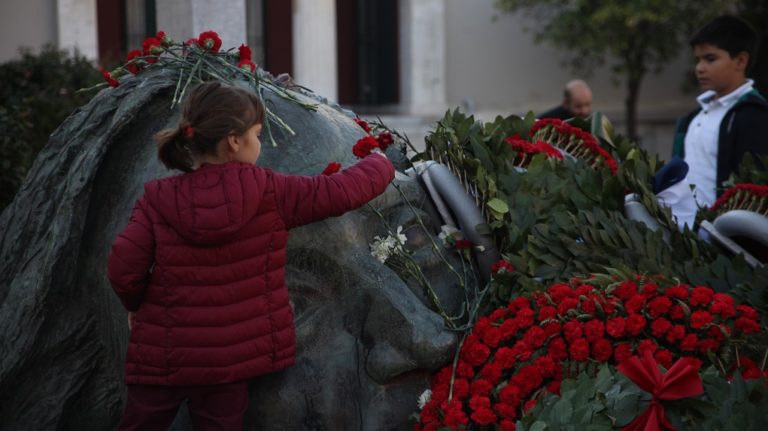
(690, 15), (758, 69)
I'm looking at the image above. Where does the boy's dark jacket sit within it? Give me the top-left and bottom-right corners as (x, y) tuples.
(107, 154), (394, 386)
(673, 89), (768, 191)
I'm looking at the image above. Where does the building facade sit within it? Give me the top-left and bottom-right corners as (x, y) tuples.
(0, 0), (696, 156)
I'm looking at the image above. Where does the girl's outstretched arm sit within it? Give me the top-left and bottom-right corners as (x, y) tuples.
(274, 153), (394, 229)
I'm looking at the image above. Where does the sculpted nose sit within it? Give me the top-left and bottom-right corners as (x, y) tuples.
(362, 284), (457, 383)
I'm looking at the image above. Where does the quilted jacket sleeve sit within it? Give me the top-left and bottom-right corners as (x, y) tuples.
(274, 153), (395, 229)
(107, 197), (155, 312)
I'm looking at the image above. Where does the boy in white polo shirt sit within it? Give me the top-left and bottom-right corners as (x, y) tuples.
(672, 15), (768, 207)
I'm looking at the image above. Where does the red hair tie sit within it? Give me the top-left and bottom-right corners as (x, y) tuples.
(184, 126), (194, 138)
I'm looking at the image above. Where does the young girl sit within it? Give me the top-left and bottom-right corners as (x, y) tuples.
(107, 81), (394, 430)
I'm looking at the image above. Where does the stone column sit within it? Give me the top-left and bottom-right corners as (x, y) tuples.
(399, 0), (446, 115)
(56, 0), (98, 59)
(292, 0), (338, 102)
(156, 0), (247, 49)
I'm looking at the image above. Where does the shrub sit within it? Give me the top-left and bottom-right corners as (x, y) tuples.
(0, 44), (100, 210)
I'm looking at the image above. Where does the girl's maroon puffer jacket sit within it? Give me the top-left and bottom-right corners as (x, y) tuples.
(107, 155), (394, 386)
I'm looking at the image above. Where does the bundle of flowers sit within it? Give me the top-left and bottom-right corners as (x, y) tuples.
(710, 183), (768, 216)
(414, 273), (766, 430)
(84, 30), (315, 146)
(530, 118), (618, 175)
(504, 134), (563, 167)
(351, 117), (395, 158)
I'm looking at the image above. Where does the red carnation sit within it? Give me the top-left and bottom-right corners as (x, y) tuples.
(584, 320), (605, 341)
(441, 400), (469, 427)
(650, 318), (672, 338)
(522, 326), (547, 348)
(376, 131), (394, 151)
(625, 295), (646, 314)
(592, 338), (613, 362)
(690, 286), (714, 307)
(456, 361), (475, 378)
(498, 384), (521, 406)
(321, 162), (341, 175)
(125, 49), (143, 74)
(606, 317), (626, 338)
(238, 44), (252, 61)
(470, 407), (496, 426)
(508, 297), (531, 313)
(101, 69), (119, 88)
(736, 305), (758, 320)
(580, 297), (597, 314)
(197, 30), (222, 52)
(511, 340), (533, 362)
(562, 320), (583, 341)
(549, 283), (577, 302)
(481, 326), (503, 348)
(537, 306), (557, 322)
(569, 338), (590, 362)
(665, 324), (686, 343)
(494, 347), (516, 369)
(614, 342), (633, 362)
(647, 296), (673, 318)
(542, 322), (562, 339)
(499, 319), (519, 338)
(690, 310), (713, 329)
(710, 293), (736, 318)
(464, 341), (491, 366)
(353, 117), (371, 133)
(454, 239), (474, 250)
(491, 259), (515, 275)
(452, 378), (470, 399)
(480, 362), (503, 384)
(637, 339), (657, 355)
(471, 379), (493, 395)
(557, 297), (579, 315)
(625, 313), (646, 336)
(669, 304), (686, 321)
(612, 281), (638, 300)
(680, 333), (698, 351)
(735, 317), (761, 334)
(654, 349), (674, 369)
(664, 285), (689, 300)
(547, 337), (568, 361)
(532, 141), (564, 159)
(142, 36), (163, 63)
(352, 135), (379, 158)
(495, 402), (517, 420)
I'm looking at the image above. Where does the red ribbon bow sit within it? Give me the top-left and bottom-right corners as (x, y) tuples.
(617, 351), (704, 431)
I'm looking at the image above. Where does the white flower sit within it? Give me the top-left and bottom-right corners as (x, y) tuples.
(369, 226), (407, 263)
(438, 225), (461, 247)
(417, 389), (432, 410)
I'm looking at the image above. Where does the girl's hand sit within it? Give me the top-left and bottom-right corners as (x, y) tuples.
(128, 312), (136, 330)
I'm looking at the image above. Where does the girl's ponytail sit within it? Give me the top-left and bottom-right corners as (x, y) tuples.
(156, 122), (194, 172)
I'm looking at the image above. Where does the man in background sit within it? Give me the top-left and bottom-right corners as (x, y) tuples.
(539, 79), (593, 120)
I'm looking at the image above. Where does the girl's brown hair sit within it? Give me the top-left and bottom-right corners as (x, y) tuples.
(155, 81), (265, 172)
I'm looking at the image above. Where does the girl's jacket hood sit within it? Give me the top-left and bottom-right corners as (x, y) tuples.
(143, 162), (267, 246)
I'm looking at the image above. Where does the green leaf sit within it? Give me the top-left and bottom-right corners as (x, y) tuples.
(487, 197), (510, 214)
